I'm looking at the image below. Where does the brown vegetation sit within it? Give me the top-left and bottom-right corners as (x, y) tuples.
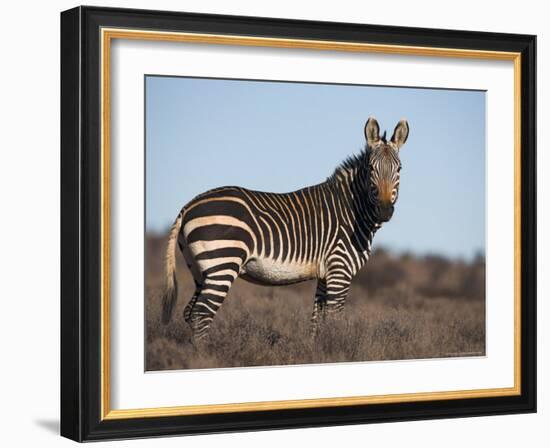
(145, 234), (485, 371)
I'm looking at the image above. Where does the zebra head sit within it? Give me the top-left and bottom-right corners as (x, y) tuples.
(364, 117), (409, 223)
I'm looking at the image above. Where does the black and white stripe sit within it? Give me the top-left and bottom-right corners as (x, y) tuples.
(161, 117), (409, 341)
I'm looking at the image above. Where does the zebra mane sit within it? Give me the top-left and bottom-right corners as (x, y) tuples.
(327, 145), (370, 185)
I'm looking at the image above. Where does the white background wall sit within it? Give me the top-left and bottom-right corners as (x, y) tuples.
(0, 0), (546, 446)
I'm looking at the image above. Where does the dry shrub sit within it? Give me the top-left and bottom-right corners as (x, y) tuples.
(145, 234), (485, 370)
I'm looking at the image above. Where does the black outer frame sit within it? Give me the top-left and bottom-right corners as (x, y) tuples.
(60, 5), (536, 442)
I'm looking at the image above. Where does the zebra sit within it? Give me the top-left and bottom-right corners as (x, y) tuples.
(160, 117), (409, 341)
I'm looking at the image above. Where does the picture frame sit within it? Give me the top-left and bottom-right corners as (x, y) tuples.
(60, 5), (536, 441)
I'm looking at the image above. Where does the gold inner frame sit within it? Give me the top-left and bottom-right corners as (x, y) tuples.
(100, 27), (522, 420)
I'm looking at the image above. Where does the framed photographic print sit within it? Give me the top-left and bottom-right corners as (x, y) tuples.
(60, 6), (536, 441)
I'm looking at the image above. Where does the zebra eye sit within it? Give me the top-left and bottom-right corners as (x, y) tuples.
(372, 186), (379, 197)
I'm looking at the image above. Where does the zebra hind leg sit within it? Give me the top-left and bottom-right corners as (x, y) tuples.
(187, 274), (236, 342)
(183, 283), (202, 324)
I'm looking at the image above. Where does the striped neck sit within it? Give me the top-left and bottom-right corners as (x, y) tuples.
(327, 148), (382, 257)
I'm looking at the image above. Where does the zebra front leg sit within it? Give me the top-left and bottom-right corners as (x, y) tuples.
(187, 273), (236, 342)
(310, 279), (327, 339)
(324, 270), (352, 318)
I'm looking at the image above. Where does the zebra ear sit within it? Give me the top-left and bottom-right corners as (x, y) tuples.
(391, 119), (409, 149)
(364, 117), (380, 147)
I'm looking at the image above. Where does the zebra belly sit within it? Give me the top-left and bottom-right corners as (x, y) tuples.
(241, 258), (318, 286)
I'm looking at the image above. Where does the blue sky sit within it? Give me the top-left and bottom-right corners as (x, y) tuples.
(145, 76), (485, 260)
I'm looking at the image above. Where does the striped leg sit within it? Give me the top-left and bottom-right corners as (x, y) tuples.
(181, 242), (205, 324)
(310, 279), (327, 338)
(187, 272), (237, 340)
(324, 269), (352, 317)
(183, 285), (201, 323)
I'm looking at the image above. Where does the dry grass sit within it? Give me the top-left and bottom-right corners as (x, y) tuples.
(145, 234), (485, 371)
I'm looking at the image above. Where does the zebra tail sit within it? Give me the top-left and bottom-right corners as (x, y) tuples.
(161, 211), (183, 324)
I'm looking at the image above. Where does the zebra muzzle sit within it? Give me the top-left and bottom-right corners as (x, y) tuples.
(377, 204), (394, 222)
